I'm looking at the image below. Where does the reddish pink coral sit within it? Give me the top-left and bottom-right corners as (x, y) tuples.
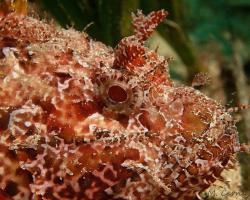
(0, 9), (243, 200)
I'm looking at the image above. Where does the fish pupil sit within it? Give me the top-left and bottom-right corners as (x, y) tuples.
(108, 85), (128, 103)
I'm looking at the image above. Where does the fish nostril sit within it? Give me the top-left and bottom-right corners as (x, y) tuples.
(107, 85), (128, 103)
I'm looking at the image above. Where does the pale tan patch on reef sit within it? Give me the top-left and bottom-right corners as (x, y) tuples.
(203, 163), (245, 200)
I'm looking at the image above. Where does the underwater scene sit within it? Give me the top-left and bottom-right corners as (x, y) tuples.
(0, 0), (250, 199)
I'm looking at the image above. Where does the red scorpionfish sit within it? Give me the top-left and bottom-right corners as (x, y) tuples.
(0, 6), (247, 200)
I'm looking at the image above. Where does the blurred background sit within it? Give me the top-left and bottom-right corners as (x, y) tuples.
(4, 0), (250, 199)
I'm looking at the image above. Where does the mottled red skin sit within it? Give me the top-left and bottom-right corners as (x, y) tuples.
(0, 10), (240, 200)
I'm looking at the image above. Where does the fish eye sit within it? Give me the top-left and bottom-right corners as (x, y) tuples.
(107, 85), (128, 103)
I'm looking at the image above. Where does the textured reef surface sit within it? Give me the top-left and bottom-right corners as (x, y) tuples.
(0, 10), (242, 200)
